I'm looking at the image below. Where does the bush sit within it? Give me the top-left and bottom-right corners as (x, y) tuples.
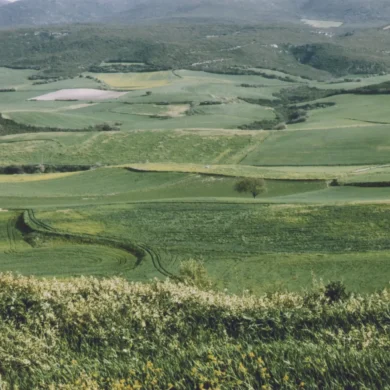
(325, 281), (350, 303)
(179, 259), (212, 289)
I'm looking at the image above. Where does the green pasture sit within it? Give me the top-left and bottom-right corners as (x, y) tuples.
(0, 130), (261, 165)
(341, 166), (390, 183)
(32, 203), (390, 293)
(0, 168), (326, 208)
(242, 125), (390, 166)
(8, 100), (275, 130)
(0, 68), (292, 131)
(1, 66), (390, 295)
(312, 73), (390, 91)
(0, 211), (137, 278)
(0, 67), (37, 90)
(124, 163), (365, 180)
(273, 185), (390, 203)
(289, 94), (390, 130)
(5, 125), (390, 168)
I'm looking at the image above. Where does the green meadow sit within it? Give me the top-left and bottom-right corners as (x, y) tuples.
(1, 65), (390, 294)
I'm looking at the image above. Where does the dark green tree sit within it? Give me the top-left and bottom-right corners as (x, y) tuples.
(234, 178), (266, 198)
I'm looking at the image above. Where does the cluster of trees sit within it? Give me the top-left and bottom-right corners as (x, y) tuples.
(206, 67), (296, 82)
(0, 164), (93, 175)
(0, 88), (16, 92)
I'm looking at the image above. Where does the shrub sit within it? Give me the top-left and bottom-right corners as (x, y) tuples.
(325, 281), (350, 303)
(179, 259), (212, 289)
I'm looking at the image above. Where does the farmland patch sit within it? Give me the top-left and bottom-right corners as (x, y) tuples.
(301, 19), (343, 28)
(30, 89), (127, 101)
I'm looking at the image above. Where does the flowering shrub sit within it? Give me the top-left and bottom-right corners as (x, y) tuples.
(0, 273), (388, 389)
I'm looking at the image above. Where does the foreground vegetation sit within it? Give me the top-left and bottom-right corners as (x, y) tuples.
(0, 273), (388, 389)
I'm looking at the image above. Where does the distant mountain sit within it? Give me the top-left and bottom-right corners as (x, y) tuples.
(0, 0), (389, 27)
(0, 0), (117, 27)
(301, 0), (390, 23)
(0, 0), (302, 27)
(107, 0), (304, 24)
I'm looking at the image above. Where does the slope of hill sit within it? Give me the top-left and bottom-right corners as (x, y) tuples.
(0, 273), (389, 389)
(108, 0), (303, 24)
(301, 0), (390, 23)
(0, 0), (116, 27)
(0, 0), (390, 27)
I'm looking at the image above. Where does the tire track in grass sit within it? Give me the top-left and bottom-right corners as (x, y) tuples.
(6, 216), (17, 253)
(25, 210), (178, 278)
(137, 243), (177, 279)
(25, 209), (143, 266)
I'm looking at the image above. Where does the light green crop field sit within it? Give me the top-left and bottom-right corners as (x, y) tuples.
(0, 130), (264, 165)
(0, 211), (136, 278)
(0, 67), (38, 90)
(289, 95), (390, 130)
(242, 125), (390, 166)
(1, 68), (290, 131)
(0, 168), (327, 198)
(9, 101), (276, 130)
(31, 203), (390, 293)
(1, 66), (390, 294)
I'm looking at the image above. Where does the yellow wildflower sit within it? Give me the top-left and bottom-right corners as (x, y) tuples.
(133, 380), (142, 389)
(249, 352), (255, 358)
(283, 374), (289, 382)
(238, 362), (247, 374)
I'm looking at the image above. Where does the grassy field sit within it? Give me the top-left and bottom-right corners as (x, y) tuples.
(289, 95), (390, 130)
(242, 125), (390, 166)
(27, 202), (390, 294)
(0, 168), (326, 199)
(1, 65), (390, 297)
(2, 25), (390, 390)
(94, 71), (178, 90)
(0, 130), (263, 165)
(3, 124), (390, 168)
(0, 68), (286, 131)
(0, 211), (137, 278)
(123, 163), (366, 180)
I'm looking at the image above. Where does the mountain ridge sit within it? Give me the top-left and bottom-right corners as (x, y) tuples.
(0, 0), (388, 27)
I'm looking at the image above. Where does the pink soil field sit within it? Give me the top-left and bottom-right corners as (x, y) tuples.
(29, 89), (128, 101)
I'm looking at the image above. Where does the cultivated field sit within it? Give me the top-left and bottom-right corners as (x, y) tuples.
(31, 202), (390, 293)
(30, 88), (128, 101)
(1, 65), (390, 294)
(301, 19), (343, 28)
